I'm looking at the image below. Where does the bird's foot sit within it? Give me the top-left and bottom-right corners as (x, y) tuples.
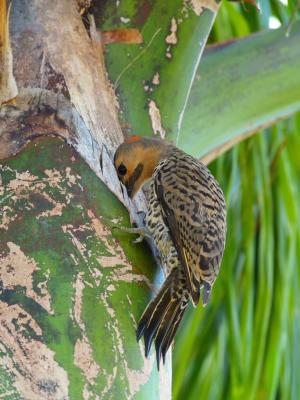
(115, 226), (152, 243)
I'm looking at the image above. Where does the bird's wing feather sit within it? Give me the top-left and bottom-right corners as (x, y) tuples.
(154, 154), (226, 306)
(154, 178), (199, 304)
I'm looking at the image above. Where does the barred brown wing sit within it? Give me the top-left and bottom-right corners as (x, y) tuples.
(154, 151), (226, 306)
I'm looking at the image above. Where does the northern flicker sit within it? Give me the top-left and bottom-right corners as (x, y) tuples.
(114, 136), (226, 367)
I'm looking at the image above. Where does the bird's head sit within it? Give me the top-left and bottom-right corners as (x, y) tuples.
(114, 135), (171, 198)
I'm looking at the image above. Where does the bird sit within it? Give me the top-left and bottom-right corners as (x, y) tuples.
(113, 135), (226, 368)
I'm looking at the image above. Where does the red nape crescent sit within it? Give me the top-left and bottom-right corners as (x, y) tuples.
(125, 135), (143, 144)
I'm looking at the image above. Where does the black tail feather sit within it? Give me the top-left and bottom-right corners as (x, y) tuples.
(144, 301), (172, 357)
(136, 270), (189, 368)
(154, 300), (181, 369)
(136, 274), (172, 342)
(162, 306), (186, 364)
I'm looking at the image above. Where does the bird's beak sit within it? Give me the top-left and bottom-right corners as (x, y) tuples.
(125, 180), (134, 198)
(125, 162), (144, 199)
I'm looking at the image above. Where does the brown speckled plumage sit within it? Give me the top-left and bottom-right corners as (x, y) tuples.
(114, 136), (226, 367)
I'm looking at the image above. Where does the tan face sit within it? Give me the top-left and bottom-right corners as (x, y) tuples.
(114, 137), (166, 198)
(114, 145), (146, 198)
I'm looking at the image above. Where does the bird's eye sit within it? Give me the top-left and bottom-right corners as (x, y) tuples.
(118, 163), (127, 176)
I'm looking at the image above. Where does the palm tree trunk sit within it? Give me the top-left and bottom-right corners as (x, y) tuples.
(0, 1), (170, 398)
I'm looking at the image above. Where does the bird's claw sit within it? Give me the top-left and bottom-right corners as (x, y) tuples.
(133, 236), (144, 244)
(113, 225), (152, 242)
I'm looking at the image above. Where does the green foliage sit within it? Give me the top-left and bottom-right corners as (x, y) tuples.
(178, 20), (300, 159)
(174, 2), (300, 399)
(99, 1), (300, 161)
(99, 0), (219, 139)
(174, 112), (300, 400)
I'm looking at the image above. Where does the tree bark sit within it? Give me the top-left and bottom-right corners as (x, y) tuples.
(0, 1), (170, 398)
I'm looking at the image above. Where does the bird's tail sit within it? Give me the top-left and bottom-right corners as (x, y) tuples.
(136, 269), (189, 368)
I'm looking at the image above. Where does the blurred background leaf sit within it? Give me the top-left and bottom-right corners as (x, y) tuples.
(174, 111), (300, 400)
(177, 20), (300, 162)
(173, 2), (300, 400)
